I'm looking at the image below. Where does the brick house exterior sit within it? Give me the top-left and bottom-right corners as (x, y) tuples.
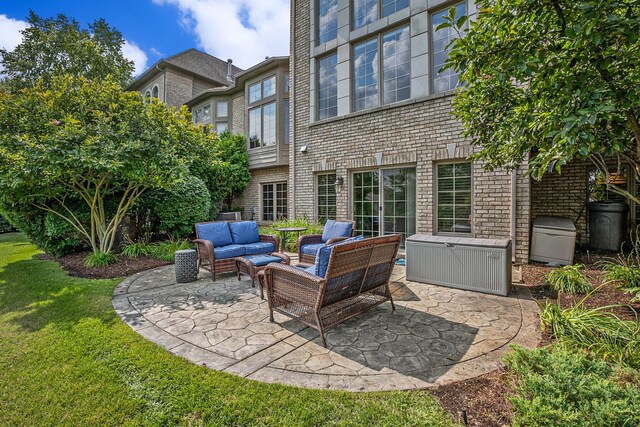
(290, 0), (531, 261)
(186, 57), (291, 223)
(127, 48), (242, 107)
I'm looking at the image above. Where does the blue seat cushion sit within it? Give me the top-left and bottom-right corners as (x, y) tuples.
(300, 242), (325, 256)
(243, 254), (283, 267)
(229, 221), (260, 245)
(321, 220), (353, 243)
(213, 244), (246, 259)
(314, 235), (364, 278)
(244, 242), (275, 255)
(293, 264), (317, 275)
(197, 222), (233, 248)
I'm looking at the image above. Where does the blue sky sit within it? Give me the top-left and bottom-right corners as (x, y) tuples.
(0, 0), (290, 74)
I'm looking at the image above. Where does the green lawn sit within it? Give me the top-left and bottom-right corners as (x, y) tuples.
(0, 233), (456, 426)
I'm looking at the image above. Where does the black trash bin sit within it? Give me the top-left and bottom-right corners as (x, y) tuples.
(588, 201), (629, 251)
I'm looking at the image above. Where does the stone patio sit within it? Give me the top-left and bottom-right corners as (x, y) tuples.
(112, 263), (540, 392)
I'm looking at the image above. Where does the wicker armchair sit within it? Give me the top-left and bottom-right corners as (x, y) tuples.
(297, 219), (356, 265)
(262, 234), (401, 347)
(194, 220), (279, 281)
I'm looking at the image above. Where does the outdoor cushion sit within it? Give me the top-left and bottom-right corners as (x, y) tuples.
(314, 235), (364, 278)
(229, 221), (260, 244)
(244, 242), (275, 255)
(321, 220), (353, 243)
(213, 244), (246, 259)
(197, 222), (233, 248)
(300, 242), (325, 256)
(243, 254), (283, 267)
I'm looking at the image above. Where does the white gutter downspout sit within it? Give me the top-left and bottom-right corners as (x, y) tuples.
(510, 169), (517, 263)
(290, 0), (297, 218)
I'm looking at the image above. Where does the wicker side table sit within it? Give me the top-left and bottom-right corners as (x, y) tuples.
(235, 253), (290, 298)
(175, 249), (198, 283)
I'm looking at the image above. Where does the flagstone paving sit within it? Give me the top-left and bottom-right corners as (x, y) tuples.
(113, 263), (540, 391)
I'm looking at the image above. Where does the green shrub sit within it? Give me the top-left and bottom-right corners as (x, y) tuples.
(1, 204), (86, 256)
(545, 264), (594, 294)
(85, 251), (118, 268)
(0, 213), (15, 233)
(141, 175), (211, 239)
(121, 241), (153, 258)
(505, 345), (640, 426)
(540, 301), (640, 368)
(149, 239), (193, 262)
(261, 217), (324, 252)
(601, 256), (640, 303)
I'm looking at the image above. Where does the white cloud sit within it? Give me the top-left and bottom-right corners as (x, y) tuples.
(153, 0), (290, 69)
(122, 40), (149, 76)
(0, 14), (28, 52)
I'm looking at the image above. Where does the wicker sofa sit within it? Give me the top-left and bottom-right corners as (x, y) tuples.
(261, 234), (401, 346)
(297, 219), (356, 265)
(194, 221), (279, 280)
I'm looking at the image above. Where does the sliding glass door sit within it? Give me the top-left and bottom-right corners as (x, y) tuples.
(352, 167), (416, 246)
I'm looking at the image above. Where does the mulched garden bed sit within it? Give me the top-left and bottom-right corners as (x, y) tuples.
(43, 251), (170, 279)
(432, 369), (513, 427)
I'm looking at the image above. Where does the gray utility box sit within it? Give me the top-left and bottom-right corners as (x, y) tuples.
(406, 235), (512, 296)
(530, 216), (576, 265)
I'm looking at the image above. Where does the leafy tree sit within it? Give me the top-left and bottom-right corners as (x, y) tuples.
(443, 0), (640, 202)
(0, 11), (134, 91)
(0, 75), (218, 255)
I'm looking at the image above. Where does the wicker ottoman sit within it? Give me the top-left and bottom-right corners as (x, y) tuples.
(235, 253), (290, 298)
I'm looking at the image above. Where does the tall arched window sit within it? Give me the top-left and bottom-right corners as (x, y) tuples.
(152, 86), (159, 99)
(144, 91), (151, 104)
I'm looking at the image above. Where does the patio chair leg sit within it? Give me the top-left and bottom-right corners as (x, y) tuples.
(386, 284), (396, 311)
(269, 309), (274, 322)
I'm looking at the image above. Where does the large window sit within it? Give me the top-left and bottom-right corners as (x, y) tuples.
(318, 54), (338, 120)
(432, 2), (466, 93)
(215, 122), (228, 134)
(318, 0), (338, 44)
(436, 162), (472, 234)
(382, 26), (411, 104)
(354, 24), (410, 112)
(216, 101), (228, 118)
(249, 82), (262, 103)
(262, 183), (288, 221)
(353, 0), (409, 29)
(354, 38), (378, 112)
(263, 75), (276, 98)
(317, 174), (337, 223)
(249, 107), (261, 148)
(284, 99), (290, 144)
(248, 102), (276, 148)
(262, 102), (277, 146)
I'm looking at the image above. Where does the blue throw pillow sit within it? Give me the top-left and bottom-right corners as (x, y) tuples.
(196, 222), (233, 248)
(314, 235), (364, 278)
(321, 220), (353, 242)
(229, 221), (260, 244)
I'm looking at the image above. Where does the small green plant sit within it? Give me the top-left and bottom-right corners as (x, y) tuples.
(261, 217), (324, 252)
(601, 255), (640, 303)
(149, 238), (193, 262)
(121, 241), (153, 258)
(540, 299), (640, 368)
(85, 251), (118, 268)
(505, 345), (640, 426)
(545, 264), (594, 294)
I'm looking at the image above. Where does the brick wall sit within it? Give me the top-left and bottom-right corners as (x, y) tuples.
(233, 166), (290, 223)
(291, 0), (531, 262)
(165, 69), (194, 107)
(532, 160), (591, 246)
(231, 93), (245, 136)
